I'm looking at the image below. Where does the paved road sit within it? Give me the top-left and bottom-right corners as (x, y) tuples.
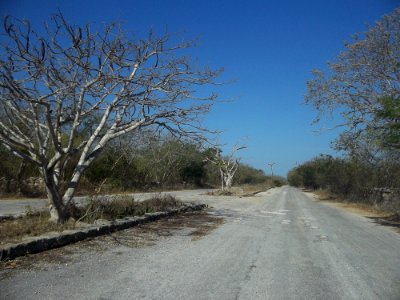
(1, 186), (400, 299)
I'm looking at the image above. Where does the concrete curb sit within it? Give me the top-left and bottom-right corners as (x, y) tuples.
(0, 203), (207, 261)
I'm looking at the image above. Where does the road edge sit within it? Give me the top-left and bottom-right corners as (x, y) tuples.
(0, 203), (206, 261)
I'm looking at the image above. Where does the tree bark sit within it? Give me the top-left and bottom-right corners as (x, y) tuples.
(225, 175), (233, 191)
(42, 168), (69, 223)
(0, 13), (221, 223)
(220, 169), (225, 191)
(16, 161), (25, 195)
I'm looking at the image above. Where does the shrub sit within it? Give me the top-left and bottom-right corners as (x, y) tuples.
(76, 194), (184, 223)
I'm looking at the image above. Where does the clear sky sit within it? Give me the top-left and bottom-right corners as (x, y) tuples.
(1, 0), (398, 176)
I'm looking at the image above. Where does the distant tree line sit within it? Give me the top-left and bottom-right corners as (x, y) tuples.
(288, 155), (400, 193)
(0, 132), (274, 196)
(288, 154), (400, 214)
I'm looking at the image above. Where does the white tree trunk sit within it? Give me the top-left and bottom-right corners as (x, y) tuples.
(42, 168), (68, 223)
(0, 14), (221, 223)
(225, 174), (233, 191)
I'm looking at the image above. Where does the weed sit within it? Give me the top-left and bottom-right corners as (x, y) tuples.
(206, 184), (271, 197)
(0, 194), (185, 245)
(0, 212), (75, 245)
(75, 194), (184, 223)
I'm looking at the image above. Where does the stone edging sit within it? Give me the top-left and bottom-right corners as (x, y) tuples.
(0, 203), (207, 261)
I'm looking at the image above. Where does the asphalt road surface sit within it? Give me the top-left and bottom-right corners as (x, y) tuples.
(1, 186), (400, 299)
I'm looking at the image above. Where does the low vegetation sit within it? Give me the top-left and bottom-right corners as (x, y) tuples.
(0, 195), (185, 245)
(75, 194), (184, 223)
(0, 211), (74, 245)
(288, 155), (400, 216)
(0, 136), (274, 197)
(207, 179), (285, 197)
(0, 211), (224, 272)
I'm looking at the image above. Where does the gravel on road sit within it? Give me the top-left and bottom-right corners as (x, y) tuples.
(1, 186), (399, 299)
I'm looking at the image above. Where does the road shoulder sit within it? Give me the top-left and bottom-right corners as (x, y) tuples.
(302, 189), (400, 233)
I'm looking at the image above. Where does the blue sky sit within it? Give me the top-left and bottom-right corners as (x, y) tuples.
(1, 0), (398, 176)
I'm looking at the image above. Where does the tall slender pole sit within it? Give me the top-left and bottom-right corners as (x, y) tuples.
(268, 162), (275, 178)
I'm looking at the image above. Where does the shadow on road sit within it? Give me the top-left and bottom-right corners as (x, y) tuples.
(367, 215), (400, 229)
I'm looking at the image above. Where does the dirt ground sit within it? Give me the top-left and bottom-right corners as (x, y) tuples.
(305, 190), (400, 232)
(0, 211), (223, 275)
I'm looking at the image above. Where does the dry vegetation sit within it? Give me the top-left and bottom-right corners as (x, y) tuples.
(0, 212), (75, 245)
(0, 195), (185, 245)
(206, 183), (274, 197)
(75, 194), (184, 223)
(311, 190), (390, 216)
(310, 189), (400, 231)
(0, 211), (223, 273)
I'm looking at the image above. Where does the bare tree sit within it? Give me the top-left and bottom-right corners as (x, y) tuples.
(0, 13), (222, 223)
(305, 8), (400, 157)
(205, 145), (246, 191)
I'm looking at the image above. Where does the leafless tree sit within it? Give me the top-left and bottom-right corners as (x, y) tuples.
(205, 145), (246, 191)
(0, 13), (222, 223)
(305, 8), (400, 157)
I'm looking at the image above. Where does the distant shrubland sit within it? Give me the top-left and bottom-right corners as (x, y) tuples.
(288, 155), (400, 214)
(0, 134), (276, 196)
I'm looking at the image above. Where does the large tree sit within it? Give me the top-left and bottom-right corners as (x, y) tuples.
(305, 8), (400, 157)
(0, 13), (221, 223)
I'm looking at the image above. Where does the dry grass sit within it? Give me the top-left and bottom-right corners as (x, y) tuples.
(207, 184), (272, 197)
(308, 189), (400, 233)
(330, 202), (391, 217)
(0, 212), (76, 245)
(76, 194), (184, 223)
(0, 195), (43, 201)
(206, 189), (236, 196)
(0, 194), (185, 245)
(312, 190), (391, 218)
(0, 211), (223, 273)
(240, 183), (272, 194)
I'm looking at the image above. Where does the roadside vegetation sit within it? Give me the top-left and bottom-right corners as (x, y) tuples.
(0, 132), (278, 240)
(0, 135), (275, 197)
(0, 12), (279, 223)
(290, 8), (400, 218)
(0, 12), (223, 223)
(288, 155), (400, 216)
(0, 194), (185, 245)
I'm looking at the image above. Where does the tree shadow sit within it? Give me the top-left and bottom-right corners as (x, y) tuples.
(367, 215), (400, 229)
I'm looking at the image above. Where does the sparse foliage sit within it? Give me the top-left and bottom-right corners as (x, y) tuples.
(0, 13), (221, 222)
(305, 8), (400, 158)
(205, 145), (246, 191)
(302, 8), (400, 215)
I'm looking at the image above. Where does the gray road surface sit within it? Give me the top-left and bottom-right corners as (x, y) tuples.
(1, 186), (400, 299)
